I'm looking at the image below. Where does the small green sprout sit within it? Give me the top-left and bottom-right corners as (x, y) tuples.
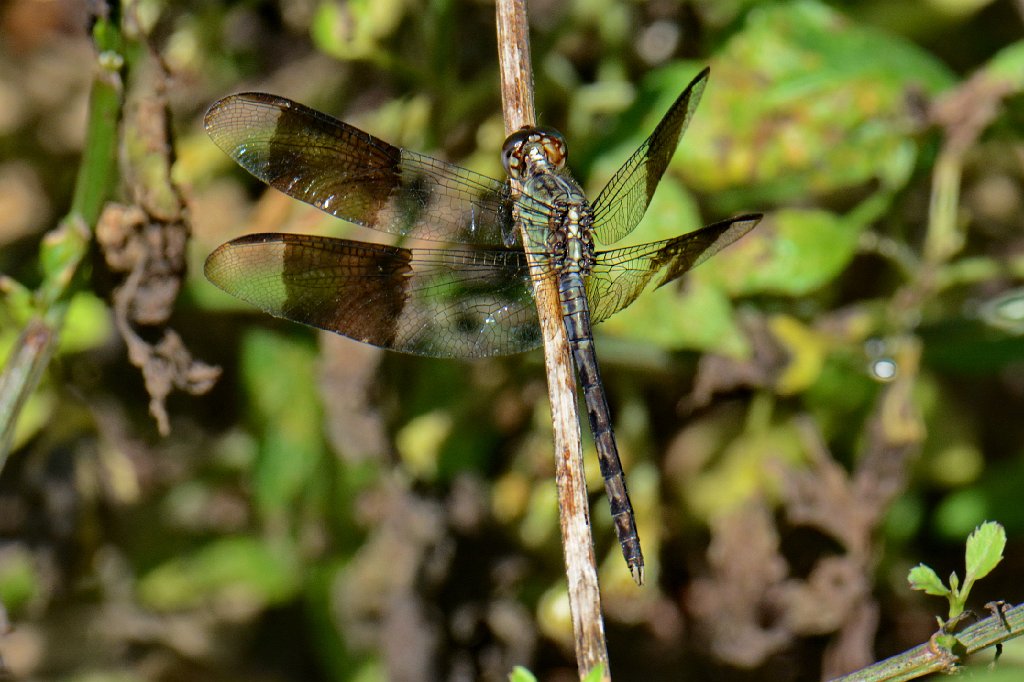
(908, 521), (1006, 626)
(509, 664), (606, 682)
(508, 666), (537, 682)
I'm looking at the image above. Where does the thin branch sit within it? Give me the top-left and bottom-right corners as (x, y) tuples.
(494, 1), (610, 679)
(830, 601), (1024, 681)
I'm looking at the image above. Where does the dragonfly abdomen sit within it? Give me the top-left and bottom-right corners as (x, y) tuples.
(559, 274), (645, 584)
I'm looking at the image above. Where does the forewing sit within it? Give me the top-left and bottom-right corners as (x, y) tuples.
(587, 214), (761, 324)
(590, 68), (709, 245)
(205, 233), (541, 357)
(205, 93), (517, 246)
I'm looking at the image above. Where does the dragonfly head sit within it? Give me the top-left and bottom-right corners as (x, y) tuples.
(501, 126), (567, 179)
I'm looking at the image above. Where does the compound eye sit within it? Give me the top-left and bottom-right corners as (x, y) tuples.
(501, 127), (533, 178)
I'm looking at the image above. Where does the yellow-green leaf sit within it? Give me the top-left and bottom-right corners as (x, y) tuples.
(965, 521), (1006, 583)
(908, 564), (949, 597)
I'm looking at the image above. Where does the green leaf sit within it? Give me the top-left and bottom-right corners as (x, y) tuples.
(964, 521), (1006, 583)
(583, 664), (607, 682)
(703, 209), (865, 297)
(769, 314), (826, 395)
(395, 410), (451, 482)
(594, 180), (750, 355)
(685, 421), (805, 521)
(6, 387), (55, 454)
(508, 666), (538, 682)
(0, 546), (39, 614)
(907, 564), (949, 596)
(979, 287), (1024, 335)
(138, 537), (300, 611)
(983, 39), (1024, 92)
(60, 292), (112, 354)
(0, 276), (34, 323)
(601, 276), (749, 357)
(310, 0), (405, 61)
(659, 0), (955, 204)
(240, 329), (326, 516)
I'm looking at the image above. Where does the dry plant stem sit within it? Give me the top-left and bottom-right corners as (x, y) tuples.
(494, 0), (610, 679)
(829, 601), (1024, 681)
(0, 320), (56, 464)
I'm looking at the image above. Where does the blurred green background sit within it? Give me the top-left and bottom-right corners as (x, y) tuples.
(1, 0), (1023, 679)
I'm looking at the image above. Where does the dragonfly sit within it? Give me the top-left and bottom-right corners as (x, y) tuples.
(204, 67), (761, 585)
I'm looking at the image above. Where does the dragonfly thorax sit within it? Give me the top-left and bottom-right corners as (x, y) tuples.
(545, 201), (596, 276)
(501, 127), (596, 278)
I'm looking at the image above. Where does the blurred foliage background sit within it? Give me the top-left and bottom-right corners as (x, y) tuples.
(1, 0), (1024, 680)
